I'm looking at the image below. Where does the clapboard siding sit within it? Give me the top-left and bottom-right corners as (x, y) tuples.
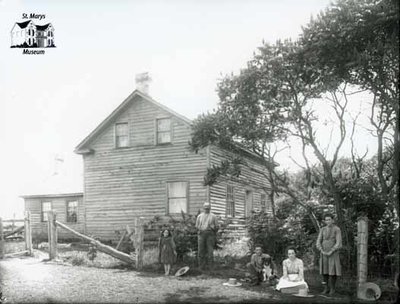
(209, 145), (272, 220)
(24, 194), (84, 240)
(83, 96), (208, 241)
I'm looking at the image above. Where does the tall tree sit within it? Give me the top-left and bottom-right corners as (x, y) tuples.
(300, 0), (399, 214)
(190, 40), (349, 234)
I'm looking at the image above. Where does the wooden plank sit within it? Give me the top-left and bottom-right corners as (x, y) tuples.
(2, 219), (25, 223)
(4, 250), (28, 257)
(56, 220), (135, 265)
(48, 211), (58, 260)
(135, 217), (144, 270)
(115, 230), (127, 250)
(25, 211), (33, 256)
(0, 218), (4, 259)
(4, 225), (24, 238)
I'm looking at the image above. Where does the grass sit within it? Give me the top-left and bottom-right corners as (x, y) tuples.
(34, 240), (398, 302)
(3, 241), (26, 254)
(55, 246), (160, 269)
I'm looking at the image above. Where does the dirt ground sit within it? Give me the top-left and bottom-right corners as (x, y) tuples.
(0, 254), (389, 304)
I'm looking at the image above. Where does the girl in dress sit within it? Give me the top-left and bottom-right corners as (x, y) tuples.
(276, 248), (309, 293)
(316, 213), (342, 295)
(158, 229), (177, 275)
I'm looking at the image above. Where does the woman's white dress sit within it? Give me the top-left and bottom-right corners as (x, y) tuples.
(276, 258), (309, 291)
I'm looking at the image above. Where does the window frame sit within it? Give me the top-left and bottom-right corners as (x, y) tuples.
(41, 201), (52, 222)
(260, 193), (267, 213)
(155, 117), (172, 145)
(66, 200), (78, 223)
(114, 122), (129, 148)
(226, 184), (235, 217)
(166, 181), (189, 215)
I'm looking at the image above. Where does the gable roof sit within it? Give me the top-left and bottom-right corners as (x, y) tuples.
(74, 90), (192, 154)
(36, 23), (52, 31)
(16, 20), (32, 29)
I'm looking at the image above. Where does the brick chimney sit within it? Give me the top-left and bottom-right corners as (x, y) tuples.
(135, 72), (151, 95)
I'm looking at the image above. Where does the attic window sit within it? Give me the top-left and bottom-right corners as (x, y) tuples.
(156, 118), (171, 144)
(115, 122), (129, 148)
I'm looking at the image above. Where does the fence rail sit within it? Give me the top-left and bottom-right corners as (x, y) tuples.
(0, 212), (33, 258)
(46, 211), (144, 269)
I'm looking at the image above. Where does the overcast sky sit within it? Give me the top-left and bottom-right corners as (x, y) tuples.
(0, 0), (377, 218)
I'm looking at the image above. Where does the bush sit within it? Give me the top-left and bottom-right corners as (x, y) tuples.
(246, 211), (315, 266)
(146, 211), (228, 261)
(70, 252), (86, 266)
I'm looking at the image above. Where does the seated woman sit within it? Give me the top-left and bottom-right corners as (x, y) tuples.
(276, 248), (309, 294)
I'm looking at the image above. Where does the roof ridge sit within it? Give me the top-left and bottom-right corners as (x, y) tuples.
(74, 90), (192, 153)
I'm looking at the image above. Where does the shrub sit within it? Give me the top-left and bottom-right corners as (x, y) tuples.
(70, 252), (87, 266)
(146, 211), (228, 261)
(246, 211), (315, 265)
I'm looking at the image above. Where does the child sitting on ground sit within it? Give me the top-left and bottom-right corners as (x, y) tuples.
(246, 245), (276, 286)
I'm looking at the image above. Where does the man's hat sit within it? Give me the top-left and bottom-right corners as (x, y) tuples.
(293, 288), (314, 298)
(203, 202), (211, 209)
(222, 278), (242, 287)
(175, 266), (190, 277)
(357, 282), (381, 301)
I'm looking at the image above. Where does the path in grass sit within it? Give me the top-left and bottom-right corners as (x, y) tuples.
(0, 255), (353, 303)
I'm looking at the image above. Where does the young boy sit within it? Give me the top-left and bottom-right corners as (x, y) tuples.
(246, 245), (275, 286)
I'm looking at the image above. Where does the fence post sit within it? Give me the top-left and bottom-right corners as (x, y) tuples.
(24, 211), (33, 256)
(47, 211), (57, 260)
(357, 216), (368, 299)
(0, 217), (4, 259)
(134, 217), (144, 270)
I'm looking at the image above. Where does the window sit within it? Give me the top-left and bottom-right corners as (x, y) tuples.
(115, 122), (129, 148)
(226, 185), (235, 217)
(41, 202), (52, 222)
(156, 118), (171, 144)
(261, 194), (266, 213)
(167, 182), (188, 214)
(67, 201), (78, 223)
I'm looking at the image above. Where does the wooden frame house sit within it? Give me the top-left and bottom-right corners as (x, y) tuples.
(73, 90), (272, 241)
(23, 89), (272, 242)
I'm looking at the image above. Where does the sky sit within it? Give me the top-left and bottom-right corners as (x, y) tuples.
(0, 0), (377, 219)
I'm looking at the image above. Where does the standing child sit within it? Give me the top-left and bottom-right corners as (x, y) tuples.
(158, 229), (177, 275)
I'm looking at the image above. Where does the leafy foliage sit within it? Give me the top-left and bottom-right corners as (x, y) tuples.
(146, 211), (228, 261)
(245, 211), (316, 267)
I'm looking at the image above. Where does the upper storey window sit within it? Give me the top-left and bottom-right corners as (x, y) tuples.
(115, 122), (129, 148)
(156, 118), (171, 144)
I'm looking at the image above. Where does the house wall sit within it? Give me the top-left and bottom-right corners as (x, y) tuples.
(11, 28), (27, 46)
(208, 145), (272, 218)
(83, 95), (208, 241)
(24, 194), (84, 240)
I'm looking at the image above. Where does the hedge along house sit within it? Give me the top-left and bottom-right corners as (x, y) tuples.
(73, 76), (273, 242)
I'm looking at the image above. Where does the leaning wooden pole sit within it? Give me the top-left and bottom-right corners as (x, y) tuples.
(4, 225), (24, 238)
(55, 220), (135, 265)
(357, 216), (368, 299)
(0, 217), (4, 259)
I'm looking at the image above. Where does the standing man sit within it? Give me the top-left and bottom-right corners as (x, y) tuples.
(316, 213), (342, 295)
(196, 202), (218, 270)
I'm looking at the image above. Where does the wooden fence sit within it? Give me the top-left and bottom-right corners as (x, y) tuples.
(0, 212), (33, 258)
(46, 211), (144, 269)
